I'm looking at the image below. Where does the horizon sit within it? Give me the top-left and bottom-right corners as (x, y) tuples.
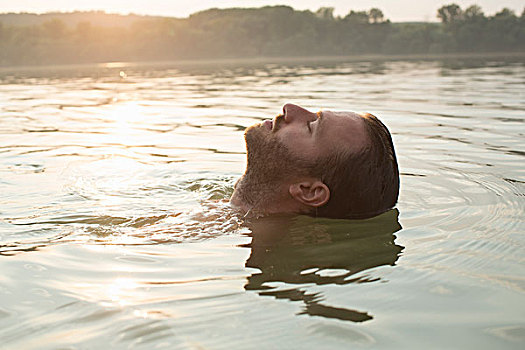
(1, 0), (523, 22)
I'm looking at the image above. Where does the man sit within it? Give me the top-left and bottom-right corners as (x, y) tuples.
(230, 103), (399, 219)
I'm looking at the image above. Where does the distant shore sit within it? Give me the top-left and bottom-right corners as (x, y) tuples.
(1, 52), (524, 72)
(1, 6), (523, 68)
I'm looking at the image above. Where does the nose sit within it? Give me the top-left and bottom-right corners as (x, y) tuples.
(283, 103), (317, 123)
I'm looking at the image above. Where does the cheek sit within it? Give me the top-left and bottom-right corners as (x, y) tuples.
(278, 130), (318, 158)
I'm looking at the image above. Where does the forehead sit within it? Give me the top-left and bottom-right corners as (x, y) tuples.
(318, 110), (369, 153)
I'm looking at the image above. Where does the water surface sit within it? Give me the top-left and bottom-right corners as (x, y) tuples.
(0, 57), (524, 349)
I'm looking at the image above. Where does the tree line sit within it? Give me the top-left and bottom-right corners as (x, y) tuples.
(0, 4), (524, 66)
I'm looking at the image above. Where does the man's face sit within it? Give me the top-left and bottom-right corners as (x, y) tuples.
(243, 113), (313, 189)
(233, 104), (370, 212)
(245, 103), (369, 168)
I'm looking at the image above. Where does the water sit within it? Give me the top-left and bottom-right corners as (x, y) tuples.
(0, 57), (524, 349)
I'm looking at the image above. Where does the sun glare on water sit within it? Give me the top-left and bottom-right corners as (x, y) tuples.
(106, 277), (140, 306)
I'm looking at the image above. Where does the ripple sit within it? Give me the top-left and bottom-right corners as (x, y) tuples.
(0, 201), (244, 255)
(485, 325), (525, 343)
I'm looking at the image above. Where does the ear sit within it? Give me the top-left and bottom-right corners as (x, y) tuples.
(289, 180), (330, 208)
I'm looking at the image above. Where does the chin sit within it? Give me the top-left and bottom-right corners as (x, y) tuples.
(244, 123), (261, 135)
(244, 123), (268, 147)
(244, 122), (266, 135)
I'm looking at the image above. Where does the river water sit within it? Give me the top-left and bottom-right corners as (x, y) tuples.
(0, 57), (524, 349)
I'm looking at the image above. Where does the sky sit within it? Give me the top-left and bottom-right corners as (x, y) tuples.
(0, 0), (523, 22)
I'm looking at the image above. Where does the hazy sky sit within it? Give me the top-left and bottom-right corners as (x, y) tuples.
(1, 0), (523, 22)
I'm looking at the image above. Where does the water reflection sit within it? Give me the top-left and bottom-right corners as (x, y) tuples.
(242, 209), (403, 322)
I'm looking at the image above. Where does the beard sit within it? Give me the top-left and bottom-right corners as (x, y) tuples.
(234, 117), (315, 210)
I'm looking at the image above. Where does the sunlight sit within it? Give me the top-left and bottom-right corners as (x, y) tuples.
(107, 277), (139, 306)
(74, 101), (155, 216)
(94, 101), (151, 151)
(99, 62), (130, 69)
(65, 277), (143, 308)
(106, 101), (146, 123)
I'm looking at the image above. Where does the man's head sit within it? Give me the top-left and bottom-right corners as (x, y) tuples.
(230, 103), (399, 219)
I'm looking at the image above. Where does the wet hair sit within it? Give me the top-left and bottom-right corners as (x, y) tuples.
(315, 113), (399, 219)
